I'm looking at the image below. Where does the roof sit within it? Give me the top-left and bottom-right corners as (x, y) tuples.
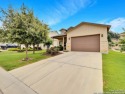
(67, 22), (111, 32)
(120, 34), (125, 36)
(49, 31), (59, 37)
(59, 28), (67, 31)
(120, 32), (125, 34)
(120, 32), (125, 36)
(52, 22), (111, 39)
(51, 34), (66, 38)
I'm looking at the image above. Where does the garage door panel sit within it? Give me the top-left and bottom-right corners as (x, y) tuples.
(71, 35), (100, 52)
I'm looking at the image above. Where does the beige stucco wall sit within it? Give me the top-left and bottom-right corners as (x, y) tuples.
(49, 31), (59, 47)
(66, 24), (108, 53)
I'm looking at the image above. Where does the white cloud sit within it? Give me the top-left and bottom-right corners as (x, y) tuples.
(44, 0), (96, 26)
(98, 18), (125, 33)
(108, 18), (125, 32)
(0, 21), (3, 28)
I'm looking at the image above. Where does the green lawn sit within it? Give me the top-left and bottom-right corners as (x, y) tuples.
(0, 50), (51, 71)
(103, 50), (125, 92)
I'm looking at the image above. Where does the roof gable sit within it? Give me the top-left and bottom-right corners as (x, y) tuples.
(67, 22), (111, 32)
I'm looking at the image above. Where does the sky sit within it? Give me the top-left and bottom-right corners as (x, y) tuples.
(0, 0), (125, 33)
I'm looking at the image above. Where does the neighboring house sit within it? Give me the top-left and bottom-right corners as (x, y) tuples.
(49, 31), (59, 47)
(120, 32), (125, 39)
(111, 38), (119, 43)
(52, 22), (111, 53)
(21, 31), (59, 49)
(0, 31), (59, 50)
(111, 32), (125, 51)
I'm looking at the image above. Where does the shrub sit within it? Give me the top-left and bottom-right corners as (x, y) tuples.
(46, 47), (59, 55)
(8, 48), (19, 51)
(56, 45), (63, 51)
(120, 44), (125, 52)
(34, 47), (42, 50)
(28, 48), (33, 51)
(8, 48), (24, 52)
(115, 43), (118, 46)
(109, 42), (115, 49)
(119, 38), (125, 52)
(22, 48), (33, 51)
(8, 47), (35, 51)
(59, 45), (63, 51)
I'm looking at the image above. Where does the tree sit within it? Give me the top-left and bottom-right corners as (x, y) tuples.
(108, 31), (120, 41)
(11, 5), (34, 59)
(108, 32), (112, 42)
(30, 18), (49, 54)
(119, 38), (125, 52)
(0, 4), (37, 60)
(0, 29), (4, 42)
(35, 23), (49, 50)
(120, 28), (125, 52)
(0, 4), (49, 58)
(0, 29), (8, 43)
(44, 38), (53, 49)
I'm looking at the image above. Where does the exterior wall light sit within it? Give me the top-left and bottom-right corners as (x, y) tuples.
(101, 34), (103, 37)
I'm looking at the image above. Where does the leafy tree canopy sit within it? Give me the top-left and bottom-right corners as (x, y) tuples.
(0, 4), (50, 59)
(108, 31), (120, 42)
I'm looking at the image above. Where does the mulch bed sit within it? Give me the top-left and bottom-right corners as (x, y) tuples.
(43, 52), (62, 57)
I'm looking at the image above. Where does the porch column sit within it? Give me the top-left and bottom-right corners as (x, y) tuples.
(52, 38), (54, 47)
(63, 37), (64, 50)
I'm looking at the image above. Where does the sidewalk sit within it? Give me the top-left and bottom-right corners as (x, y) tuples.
(0, 89), (3, 94)
(0, 67), (37, 94)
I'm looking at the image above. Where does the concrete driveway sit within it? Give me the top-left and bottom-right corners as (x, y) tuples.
(10, 52), (103, 94)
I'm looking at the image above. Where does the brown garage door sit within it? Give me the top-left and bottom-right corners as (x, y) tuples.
(71, 34), (100, 52)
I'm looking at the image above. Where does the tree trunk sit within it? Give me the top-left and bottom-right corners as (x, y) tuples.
(25, 44), (28, 60)
(20, 44), (21, 50)
(19, 44), (21, 51)
(37, 44), (39, 50)
(47, 45), (50, 49)
(33, 44), (35, 54)
(18, 44), (21, 50)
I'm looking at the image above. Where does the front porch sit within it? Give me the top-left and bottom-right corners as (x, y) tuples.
(52, 34), (67, 50)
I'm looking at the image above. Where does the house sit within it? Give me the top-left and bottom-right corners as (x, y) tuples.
(20, 31), (59, 49)
(52, 22), (111, 53)
(0, 31), (59, 50)
(37, 31), (59, 49)
(49, 31), (59, 47)
(120, 32), (125, 39)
